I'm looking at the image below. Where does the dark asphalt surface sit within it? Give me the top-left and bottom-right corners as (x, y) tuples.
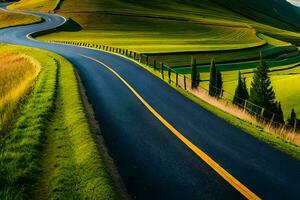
(0, 4), (300, 199)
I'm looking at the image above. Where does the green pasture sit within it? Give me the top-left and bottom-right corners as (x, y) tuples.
(39, 19), (264, 53)
(36, 0), (300, 68)
(37, 0), (264, 54)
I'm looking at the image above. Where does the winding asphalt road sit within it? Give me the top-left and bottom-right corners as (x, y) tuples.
(0, 4), (300, 199)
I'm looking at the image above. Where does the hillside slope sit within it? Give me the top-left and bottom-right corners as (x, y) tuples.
(9, 0), (300, 45)
(52, 0), (300, 45)
(8, 0), (60, 12)
(213, 0), (300, 31)
(0, 9), (40, 28)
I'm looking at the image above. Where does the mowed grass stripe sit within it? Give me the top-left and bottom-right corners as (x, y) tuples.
(81, 54), (261, 200)
(39, 23), (265, 53)
(35, 53), (117, 199)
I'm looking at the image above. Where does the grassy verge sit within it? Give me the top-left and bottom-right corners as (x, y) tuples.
(35, 51), (117, 200)
(0, 46), (58, 199)
(0, 45), (117, 199)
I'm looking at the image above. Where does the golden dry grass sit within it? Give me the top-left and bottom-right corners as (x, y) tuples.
(0, 10), (40, 29)
(0, 53), (41, 133)
(8, 0), (60, 13)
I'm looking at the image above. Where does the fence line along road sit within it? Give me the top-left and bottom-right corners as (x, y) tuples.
(52, 40), (299, 143)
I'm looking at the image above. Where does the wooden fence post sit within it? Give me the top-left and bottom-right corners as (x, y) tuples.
(260, 108), (264, 116)
(184, 75), (187, 90)
(161, 63), (164, 80)
(168, 68), (171, 83)
(269, 113), (275, 128)
(243, 99), (248, 112)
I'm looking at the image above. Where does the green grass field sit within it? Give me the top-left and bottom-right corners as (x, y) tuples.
(36, 0), (300, 69)
(40, 25), (265, 53)
(0, 44), (117, 199)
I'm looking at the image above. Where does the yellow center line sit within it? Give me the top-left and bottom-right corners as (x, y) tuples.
(80, 54), (261, 200)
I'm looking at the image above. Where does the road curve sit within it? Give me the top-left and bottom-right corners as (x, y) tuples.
(0, 4), (299, 200)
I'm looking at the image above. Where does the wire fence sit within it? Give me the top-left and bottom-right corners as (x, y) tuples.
(52, 40), (299, 140)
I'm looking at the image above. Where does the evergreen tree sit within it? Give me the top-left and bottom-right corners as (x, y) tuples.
(191, 57), (199, 88)
(216, 70), (223, 97)
(287, 108), (297, 128)
(233, 71), (249, 107)
(248, 56), (276, 119)
(274, 102), (284, 125)
(209, 59), (217, 96)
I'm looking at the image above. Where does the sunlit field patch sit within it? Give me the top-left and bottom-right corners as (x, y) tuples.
(0, 10), (40, 28)
(0, 53), (40, 133)
(8, 0), (60, 12)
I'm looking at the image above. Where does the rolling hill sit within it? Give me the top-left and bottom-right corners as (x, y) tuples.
(213, 0), (300, 31)
(34, 0), (300, 67)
